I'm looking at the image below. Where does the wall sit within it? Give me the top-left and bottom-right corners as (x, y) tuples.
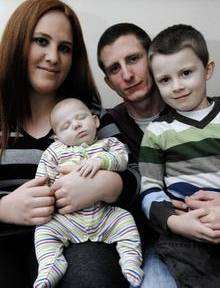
(1, 0), (220, 107)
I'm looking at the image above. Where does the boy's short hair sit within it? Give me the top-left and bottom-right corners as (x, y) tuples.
(97, 23), (151, 73)
(149, 24), (209, 67)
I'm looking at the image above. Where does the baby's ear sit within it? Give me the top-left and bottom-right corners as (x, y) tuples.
(206, 60), (215, 80)
(93, 114), (100, 128)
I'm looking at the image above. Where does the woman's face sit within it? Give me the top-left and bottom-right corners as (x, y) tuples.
(28, 10), (73, 96)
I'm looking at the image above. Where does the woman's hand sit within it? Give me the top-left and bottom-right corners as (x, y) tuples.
(167, 209), (220, 243)
(0, 176), (54, 226)
(52, 166), (122, 214)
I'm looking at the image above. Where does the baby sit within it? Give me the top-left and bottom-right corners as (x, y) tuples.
(34, 98), (143, 288)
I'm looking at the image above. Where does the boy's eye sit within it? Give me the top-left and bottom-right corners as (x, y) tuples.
(33, 37), (48, 47)
(59, 43), (72, 54)
(182, 70), (192, 77)
(158, 77), (170, 84)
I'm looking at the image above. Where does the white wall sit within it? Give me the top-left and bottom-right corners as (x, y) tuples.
(1, 0), (220, 108)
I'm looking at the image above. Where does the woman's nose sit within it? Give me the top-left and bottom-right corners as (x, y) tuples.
(45, 45), (59, 64)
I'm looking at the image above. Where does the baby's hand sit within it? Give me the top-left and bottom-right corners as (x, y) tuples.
(77, 158), (102, 178)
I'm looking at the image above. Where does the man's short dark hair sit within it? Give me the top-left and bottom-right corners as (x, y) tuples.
(97, 23), (151, 73)
(149, 24), (209, 67)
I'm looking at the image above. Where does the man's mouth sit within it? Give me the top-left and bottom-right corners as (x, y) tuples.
(125, 82), (144, 93)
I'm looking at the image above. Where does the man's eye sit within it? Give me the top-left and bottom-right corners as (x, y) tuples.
(59, 44), (72, 54)
(107, 64), (120, 75)
(33, 37), (48, 47)
(127, 55), (139, 64)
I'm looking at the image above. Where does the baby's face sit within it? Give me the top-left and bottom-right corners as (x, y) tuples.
(54, 101), (99, 146)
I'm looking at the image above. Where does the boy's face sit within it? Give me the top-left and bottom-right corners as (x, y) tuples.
(151, 47), (214, 112)
(53, 101), (99, 146)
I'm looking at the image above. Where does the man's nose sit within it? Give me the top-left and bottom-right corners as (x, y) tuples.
(121, 65), (133, 81)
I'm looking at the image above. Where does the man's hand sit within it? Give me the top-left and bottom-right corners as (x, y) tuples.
(171, 199), (188, 215)
(200, 206), (220, 230)
(185, 190), (220, 209)
(52, 166), (122, 214)
(167, 209), (220, 243)
(0, 177), (54, 225)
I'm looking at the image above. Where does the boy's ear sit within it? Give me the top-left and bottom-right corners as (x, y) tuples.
(205, 60), (215, 80)
(93, 114), (100, 128)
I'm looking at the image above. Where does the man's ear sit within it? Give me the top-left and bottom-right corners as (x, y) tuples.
(93, 114), (100, 128)
(104, 75), (115, 91)
(206, 60), (215, 80)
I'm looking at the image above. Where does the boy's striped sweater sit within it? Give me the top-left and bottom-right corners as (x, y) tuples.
(139, 98), (220, 232)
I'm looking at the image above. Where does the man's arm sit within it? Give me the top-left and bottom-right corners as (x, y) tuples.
(52, 168), (122, 213)
(99, 109), (140, 209)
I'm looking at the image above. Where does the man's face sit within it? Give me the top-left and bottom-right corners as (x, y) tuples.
(100, 34), (153, 104)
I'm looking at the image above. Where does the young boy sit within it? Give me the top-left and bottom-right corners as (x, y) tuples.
(34, 98), (143, 288)
(139, 24), (220, 287)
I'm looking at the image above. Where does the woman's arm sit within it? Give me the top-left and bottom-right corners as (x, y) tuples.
(0, 177), (54, 225)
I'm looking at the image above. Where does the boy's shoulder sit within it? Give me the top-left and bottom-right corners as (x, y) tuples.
(153, 97), (220, 124)
(152, 105), (176, 124)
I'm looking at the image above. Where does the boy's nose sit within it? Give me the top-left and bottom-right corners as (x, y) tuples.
(172, 78), (184, 92)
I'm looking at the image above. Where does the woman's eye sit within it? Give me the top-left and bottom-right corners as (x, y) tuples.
(33, 37), (48, 47)
(59, 44), (72, 54)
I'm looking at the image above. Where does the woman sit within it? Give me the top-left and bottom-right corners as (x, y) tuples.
(0, 1), (138, 287)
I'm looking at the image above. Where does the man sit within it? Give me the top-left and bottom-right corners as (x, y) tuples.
(97, 23), (164, 163)
(97, 23), (177, 288)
